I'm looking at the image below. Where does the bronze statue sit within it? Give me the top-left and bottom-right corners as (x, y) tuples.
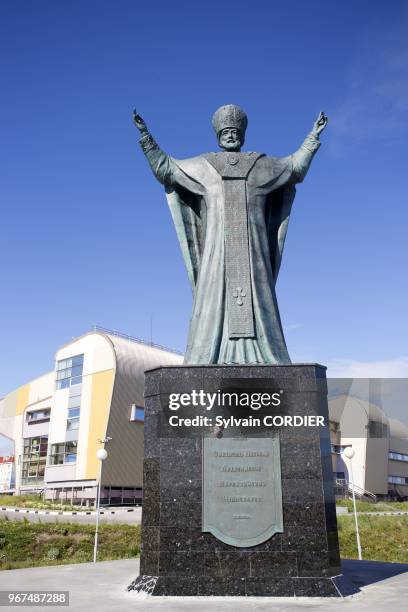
(134, 105), (328, 365)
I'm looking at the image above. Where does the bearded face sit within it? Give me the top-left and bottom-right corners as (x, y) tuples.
(218, 127), (244, 152)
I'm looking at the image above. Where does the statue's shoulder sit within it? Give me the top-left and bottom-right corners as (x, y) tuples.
(251, 154), (291, 173)
(172, 155), (218, 184)
(249, 154), (293, 188)
(173, 155), (208, 172)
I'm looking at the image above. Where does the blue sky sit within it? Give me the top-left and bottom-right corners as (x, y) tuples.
(1, 0), (408, 399)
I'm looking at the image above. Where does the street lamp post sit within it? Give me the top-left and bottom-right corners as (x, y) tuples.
(342, 446), (362, 560)
(93, 447), (108, 563)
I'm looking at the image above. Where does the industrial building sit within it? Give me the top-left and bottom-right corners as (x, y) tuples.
(0, 327), (182, 504)
(329, 392), (408, 500)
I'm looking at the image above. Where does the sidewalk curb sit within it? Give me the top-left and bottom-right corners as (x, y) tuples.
(0, 506), (142, 517)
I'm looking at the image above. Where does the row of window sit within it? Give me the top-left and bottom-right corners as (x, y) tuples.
(26, 404), (142, 429)
(57, 355), (84, 371)
(388, 475), (408, 485)
(23, 436), (48, 459)
(56, 354), (84, 390)
(67, 406), (80, 430)
(368, 420), (388, 438)
(56, 354), (84, 430)
(28, 404), (142, 427)
(21, 459), (46, 484)
(26, 409), (51, 423)
(22, 437), (78, 476)
(26, 407), (80, 430)
(389, 451), (408, 463)
(56, 376), (82, 390)
(21, 436), (49, 484)
(49, 441), (78, 465)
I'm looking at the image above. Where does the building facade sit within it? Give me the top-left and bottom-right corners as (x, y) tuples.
(0, 328), (182, 505)
(329, 393), (408, 500)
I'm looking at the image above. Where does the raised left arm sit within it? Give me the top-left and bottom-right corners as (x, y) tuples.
(291, 111), (328, 183)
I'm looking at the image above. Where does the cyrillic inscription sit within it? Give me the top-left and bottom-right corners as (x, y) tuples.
(202, 435), (283, 547)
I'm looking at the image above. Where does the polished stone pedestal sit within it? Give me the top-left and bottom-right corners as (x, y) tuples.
(130, 365), (357, 597)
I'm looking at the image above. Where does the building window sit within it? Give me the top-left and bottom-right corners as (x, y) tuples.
(368, 420), (388, 438)
(21, 436), (48, 485)
(130, 405), (144, 422)
(389, 451), (408, 462)
(388, 475), (408, 485)
(67, 407), (80, 430)
(331, 445), (349, 454)
(56, 354), (84, 390)
(65, 441), (78, 462)
(26, 409), (51, 423)
(49, 441), (78, 465)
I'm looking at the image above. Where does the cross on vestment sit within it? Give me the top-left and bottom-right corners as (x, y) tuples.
(232, 287), (246, 306)
(204, 152), (264, 339)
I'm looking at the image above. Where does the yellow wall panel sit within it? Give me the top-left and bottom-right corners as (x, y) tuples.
(84, 369), (115, 479)
(16, 384), (30, 415)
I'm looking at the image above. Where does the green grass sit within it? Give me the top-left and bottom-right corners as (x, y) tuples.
(1, 513), (407, 570)
(0, 519), (140, 570)
(338, 514), (408, 563)
(337, 499), (408, 513)
(0, 495), (87, 512)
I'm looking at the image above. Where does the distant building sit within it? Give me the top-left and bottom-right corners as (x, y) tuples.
(0, 328), (182, 505)
(0, 455), (15, 492)
(329, 393), (408, 500)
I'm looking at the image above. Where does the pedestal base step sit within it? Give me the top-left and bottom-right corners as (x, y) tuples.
(127, 574), (359, 597)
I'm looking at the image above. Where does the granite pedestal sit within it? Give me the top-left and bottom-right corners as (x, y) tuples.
(131, 365), (356, 597)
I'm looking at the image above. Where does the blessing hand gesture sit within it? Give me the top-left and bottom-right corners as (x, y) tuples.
(312, 111), (328, 137)
(133, 109), (148, 134)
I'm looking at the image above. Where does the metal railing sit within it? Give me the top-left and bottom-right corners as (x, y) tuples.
(334, 478), (377, 503)
(91, 325), (184, 356)
(348, 482), (377, 503)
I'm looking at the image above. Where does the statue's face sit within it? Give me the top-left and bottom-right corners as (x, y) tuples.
(218, 127), (242, 152)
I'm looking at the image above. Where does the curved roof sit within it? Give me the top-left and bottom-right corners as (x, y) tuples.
(105, 332), (183, 392)
(328, 393), (389, 425)
(388, 417), (408, 439)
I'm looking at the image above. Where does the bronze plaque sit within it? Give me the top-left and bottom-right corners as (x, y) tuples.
(202, 435), (283, 547)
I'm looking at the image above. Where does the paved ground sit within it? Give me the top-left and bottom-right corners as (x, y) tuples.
(1, 558), (407, 611)
(0, 507), (142, 524)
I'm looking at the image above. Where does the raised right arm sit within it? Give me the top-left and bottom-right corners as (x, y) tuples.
(133, 110), (177, 186)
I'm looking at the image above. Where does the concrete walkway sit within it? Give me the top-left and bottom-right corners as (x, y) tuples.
(0, 558), (407, 611)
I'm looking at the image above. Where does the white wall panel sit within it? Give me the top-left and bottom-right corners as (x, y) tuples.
(49, 388), (69, 444)
(28, 373), (54, 405)
(75, 374), (93, 480)
(22, 421), (50, 439)
(45, 464), (76, 483)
